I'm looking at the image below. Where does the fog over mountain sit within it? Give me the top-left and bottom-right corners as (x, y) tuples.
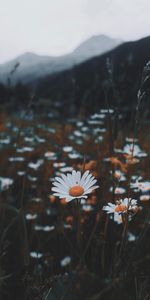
(0, 35), (122, 85)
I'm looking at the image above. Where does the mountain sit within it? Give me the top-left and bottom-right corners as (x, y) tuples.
(35, 36), (150, 116)
(72, 35), (121, 60)
(0, 36), (150, 118)
(0, 35), (121, 85)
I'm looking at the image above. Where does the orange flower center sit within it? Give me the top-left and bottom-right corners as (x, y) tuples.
(115, 204), (127, 213)
(69, 185), (84, 197)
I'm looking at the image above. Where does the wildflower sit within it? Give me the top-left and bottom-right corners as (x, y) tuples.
(60, 256), (71, 267)
(123, 144), (147, 158)
(130, 179), (150, 192)
(103, 198), (138, 215)
(109, 186), (126, 194)
(30, 252), (43, 259)
(78, 160), (98, 177)
(108, 156), (127, 173)
(49, 195), (56, 203)
(66, 216), (73, 225)
(52, 170), (99, 202)
(127, 232), (137, 242)
(0, 177), (13, 191)
(25, 213), (37, 221)
(125, 155), (139, 165)
(103, 198), (138, 223)
(60, 198), (67, 205)
(112, 170), (126, 181)
(140, 194), (150, 202)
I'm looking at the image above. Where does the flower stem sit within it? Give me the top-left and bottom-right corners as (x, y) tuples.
(77, 198), (81, 255)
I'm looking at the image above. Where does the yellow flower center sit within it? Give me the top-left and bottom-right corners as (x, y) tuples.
(115, 204), (127, 213)
(69, 185), (84, 197)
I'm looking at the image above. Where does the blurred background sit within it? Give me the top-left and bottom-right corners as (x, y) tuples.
(0, 1), (150, 300)
(0, 0), (150, 117)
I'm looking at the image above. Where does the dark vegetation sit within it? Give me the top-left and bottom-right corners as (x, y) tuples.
(0, 37), (150, 300)
(0, 36), (150, 117)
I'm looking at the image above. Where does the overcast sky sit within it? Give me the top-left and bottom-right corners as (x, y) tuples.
(0, 0), (150, 63)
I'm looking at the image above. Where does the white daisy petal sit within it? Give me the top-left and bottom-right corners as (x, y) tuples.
(89, 185), (99, 191)
(123, 198), (129, 206)
(51, 187), (62, 193)
(131, 199), (137, 206)
(85, 174), (95, 184)
(51, 187), (68, 195)
(80, 171), (90, 185)
(84, 179), (97, 190)
(82, 178), (92, 189)
(76, 171), (81, 184)
(61, 174), (72, 188)
(61, 173), (70, 186)
(65, 196), (75, 202)
(53, 193), (67, 198)
(54, 177), (69, 188)
(84, 176), (97, 185)
(103, 204), (116, 213)
(83, 188), (93, 194)
(53, 181), (63, 188)
(70, 170), (77, 185)
(108, 203), (116, 207)
(72, 170), (77, 179)
(65, 176), (73, 186)
(75, 170), (79, 182)
(66, 173), (74, 186)
(53, 182), (68, 192)
(54, 176), (63, 182)
(82, 174), (93, 187)
(78, 195), (88, 199)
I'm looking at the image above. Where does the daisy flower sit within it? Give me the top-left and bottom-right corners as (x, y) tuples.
(103, 198), (138, 221)
(130, 179), (150, 192)
(52, 170), (99, 202)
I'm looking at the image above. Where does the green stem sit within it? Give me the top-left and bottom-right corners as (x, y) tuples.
(77, 198), (81, 255)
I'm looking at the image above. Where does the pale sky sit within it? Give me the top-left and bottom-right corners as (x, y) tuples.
(0, 0), (150, 63)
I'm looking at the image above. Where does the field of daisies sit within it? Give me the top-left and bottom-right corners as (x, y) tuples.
(0, 96), (150, 300)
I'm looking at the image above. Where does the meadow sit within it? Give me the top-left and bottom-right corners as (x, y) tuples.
(0, 91), (150, 300)
(0, 57), (149, 300)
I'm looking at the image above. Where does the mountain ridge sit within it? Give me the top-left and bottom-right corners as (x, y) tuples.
(34, 35), (150, 116)
(0, 35), (122, 84)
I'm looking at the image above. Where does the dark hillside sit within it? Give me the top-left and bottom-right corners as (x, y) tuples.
(0, 36), (150, 117)
(36, 36), (150, 115)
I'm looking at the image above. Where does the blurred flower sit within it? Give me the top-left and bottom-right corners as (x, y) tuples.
(30, 252), (43, 259)
(60, 198), (67, 205)
(60, 256), (71, 267)
(49, 195), (56, 203)
(127, 231), (137, 242)
(25, 213), (37, 221)
(63, 146), (73, 153)
(108, 156), (127, 173)
(123, 144), (147, 159)
(52, 170), (99, 202)
(125, 155), (139, 165)
(109, 186), (126, 194)
(112, 170), (126, 181)
(66, 216), (73, 224)
(103, 198), (138, 222)
(87, 195), (97, 205)
(140, 194), (150, 202)
(0, 177), (13, 191)
(130, 180), (150, 192)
